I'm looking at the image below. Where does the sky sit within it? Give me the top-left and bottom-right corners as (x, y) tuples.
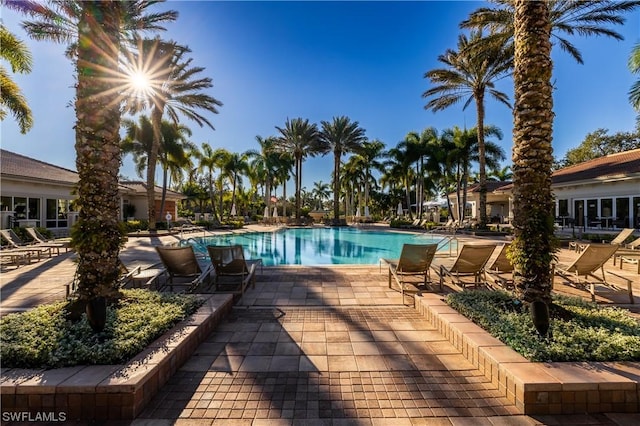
(2, 1), (639, 192)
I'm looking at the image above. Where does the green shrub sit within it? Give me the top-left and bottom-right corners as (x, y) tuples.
(446, 291), (640, 362)
(0, 289), (203, 369)
(123, 219), (148, 232)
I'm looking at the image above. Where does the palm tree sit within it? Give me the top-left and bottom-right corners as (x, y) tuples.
(423, 30), (512, 228)
(462, 0), (640, 66)
(271, 151), (294, 219)
(629, 42), (640, 124)
(157, 121), (195, 218)
(441, 125), (504, 222)
(311, 180), (331, 210)
(246, 135), (280, 215)
(317, 116), (367, 224)
(510, 0), (556, 304)
(349, 139), (386, 217)
(128, 36), (222, 230)
(488, 165), (512, 181)
(222, 152), (249, 218)
(196, 144), (229, 222)
(273, 118), (320, 221)
(0, 25), (33, 133)
(122, 116), (194, 224)
(13, 1), (177, 327)
(385, 145), (416, 220)
(342, 156), (366, 219)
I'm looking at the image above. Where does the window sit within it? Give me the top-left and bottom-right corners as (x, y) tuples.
(46, 199), (70, 228)
(558, 199), (569, 216)
(615, 198), (630, 228)
(13, 197), (27, 220)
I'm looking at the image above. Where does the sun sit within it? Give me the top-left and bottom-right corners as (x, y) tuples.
(126, 70), (154, 100)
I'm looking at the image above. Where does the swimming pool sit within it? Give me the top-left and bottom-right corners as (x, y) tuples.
(183, 227), (456, 266)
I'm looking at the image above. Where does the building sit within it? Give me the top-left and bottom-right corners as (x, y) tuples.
(448, 148), (640, 230)
(0, 149), (185, 233)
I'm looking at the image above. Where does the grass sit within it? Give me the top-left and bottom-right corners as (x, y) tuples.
(0, 289), (203, 369)
(446, 290), (640, 362)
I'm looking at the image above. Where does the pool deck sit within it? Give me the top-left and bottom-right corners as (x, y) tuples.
(1, 224), (639, 424)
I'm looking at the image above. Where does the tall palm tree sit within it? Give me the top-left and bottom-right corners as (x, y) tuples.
(423, 30), (512, 228)
(0, 25), (33, 133)
(196, 144), (228, 222)
(629, 42), (640, 124)
(271, 151), (294, 219)
(317, 116), (367, 224)
(510, 0), (556, 304)
(122, 116), (194, 223)
(13, 1), (177, 325)
(441, 126), (504, 222)
(350, 139), (386, 217)
(385, 145), (416, 220)
(128, 36), (222, 230)
(311, 180), (331, 210)
(246, 135), (280, 215)
(222, 152), (249, 218)
(273, 117), (320, 221)
(157, 121), (195, 218)
(342, 156), (366, 219)
(462, 0), (640, 65)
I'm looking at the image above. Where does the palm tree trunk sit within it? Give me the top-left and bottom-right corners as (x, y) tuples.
(333, 153), (340, 222)
(476, 93), (488, 228)
(295, 157), (302, 220)
(147, 106), (164, 231)
(208, 172), (219, 222)
(159, 163), (168, 223)
(73, 2), (125, 329)
(512, 0), (555, 304)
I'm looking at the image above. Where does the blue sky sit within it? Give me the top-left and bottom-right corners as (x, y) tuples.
(2, 1), (638, 191)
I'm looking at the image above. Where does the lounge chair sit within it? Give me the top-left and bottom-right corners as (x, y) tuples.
(431, 218), (453, 232)
(569, 228), (634, 252)
(612, 236), (640, 274)
(616, 251), (640, 274)
(206, 245), (262, 297)
(385, 244), (439, 306)
(155, 245), (213, 292)
(0, 249), (33, 269)
(554, 243), (634, 304)
(434, 244), (497, 290)
(485, 243), (514, 291)
(118, 260), (165, 289)
(0, 229), (54, 259)
(25, 227), (71, 253)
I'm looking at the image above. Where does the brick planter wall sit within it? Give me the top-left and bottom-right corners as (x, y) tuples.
(415, 292), (639, 415)
(0, 293), (233, 421)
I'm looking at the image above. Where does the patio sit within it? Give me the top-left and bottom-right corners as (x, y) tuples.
(0, 227), (639, 423)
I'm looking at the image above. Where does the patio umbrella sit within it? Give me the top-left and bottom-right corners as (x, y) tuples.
(364, 206), (370, 217)
(397, 202), (403, 216)
(230, 203), (237, 216)
(273, 206), (278, 218)
(355, 207), (361, 218)
(263, 206), (269, 218)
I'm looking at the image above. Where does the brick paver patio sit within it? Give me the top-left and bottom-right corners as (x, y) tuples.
(1, 226), (639, 424)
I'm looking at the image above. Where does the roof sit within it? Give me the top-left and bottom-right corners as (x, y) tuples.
(1, 150), (184, 199)
(465, 181), (512, 193)
(120, 181), (185, 199)
(1, 149), (78, 185)
(552, 148), (640, 184)
(492, 149), (640, 193)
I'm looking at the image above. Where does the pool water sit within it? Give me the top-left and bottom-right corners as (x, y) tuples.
(184, 227), (456, 266)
